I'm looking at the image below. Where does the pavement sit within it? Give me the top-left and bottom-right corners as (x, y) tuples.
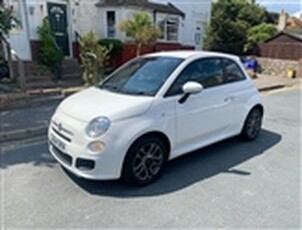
(0, 75), (300, 143)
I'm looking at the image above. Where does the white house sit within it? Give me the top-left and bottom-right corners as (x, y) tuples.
(3, 0), (210, 62)
(151, 0), (212, 49)
(3, 0), (77, 61)
(94, 0), (185, 43)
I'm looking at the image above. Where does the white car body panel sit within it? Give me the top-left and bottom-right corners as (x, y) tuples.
(57, 87), (154, 122)
(48, 51), (263, 180)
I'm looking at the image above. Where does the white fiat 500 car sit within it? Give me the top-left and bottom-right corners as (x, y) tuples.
(48, 51), (263, 185)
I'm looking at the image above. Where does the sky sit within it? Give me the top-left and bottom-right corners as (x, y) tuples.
(152, 0), (302, 15)
(257, 0), (302, 14)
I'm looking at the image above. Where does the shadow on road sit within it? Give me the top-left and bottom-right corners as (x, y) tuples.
(67, 129), (282, 197)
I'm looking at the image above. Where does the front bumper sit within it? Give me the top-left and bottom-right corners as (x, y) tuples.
(48, 112), (126, 180)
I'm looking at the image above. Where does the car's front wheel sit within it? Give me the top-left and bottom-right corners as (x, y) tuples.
(241, 107), (263, 141)
(122, 136), (168, 186)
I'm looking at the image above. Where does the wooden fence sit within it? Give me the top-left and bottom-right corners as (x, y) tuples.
(259, 43), (302, 60)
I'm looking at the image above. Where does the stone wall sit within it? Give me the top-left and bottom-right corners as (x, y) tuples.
(257, 57), (300, 78)
(300, 59), (302, 79)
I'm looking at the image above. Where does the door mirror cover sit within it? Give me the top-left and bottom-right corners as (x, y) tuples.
(182, 81), (203, 95)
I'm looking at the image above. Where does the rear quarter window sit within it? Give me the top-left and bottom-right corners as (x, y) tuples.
(223, 59), (246, 83)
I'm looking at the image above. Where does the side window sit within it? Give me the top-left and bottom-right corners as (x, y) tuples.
(165, 61), (201, 96)
(197, 59), (224, 88)
(165, 58), (224, 97)
(223, 59), (246, 83)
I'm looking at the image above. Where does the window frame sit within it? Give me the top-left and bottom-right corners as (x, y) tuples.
(222, 58), (247, 84)
(164, 57), (248, 98)
(164, 57), (225, 97)
(106, 11), (116, 38)
(158, 17), (179, 42)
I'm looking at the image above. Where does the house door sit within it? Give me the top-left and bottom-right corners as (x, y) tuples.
(47, 2), (70, 56)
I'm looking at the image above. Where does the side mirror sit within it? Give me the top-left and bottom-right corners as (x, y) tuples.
(179, 82), (203, 104)
(182, 81), (203, 94)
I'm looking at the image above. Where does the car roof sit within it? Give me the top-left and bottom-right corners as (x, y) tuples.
(145, 50), (240, 61)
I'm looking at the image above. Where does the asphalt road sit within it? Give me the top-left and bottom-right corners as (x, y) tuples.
(1, 98), (60, 133)
(1, 88), (301, 228)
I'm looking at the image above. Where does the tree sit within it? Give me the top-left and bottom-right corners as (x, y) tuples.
(119, 12), (161, 56)
(203, 0), (268, 55)
(238, 2), (265, 27)
(245, 23), (277, 53)
(204, 13), (248, 54)
(0, 4), (15, 37)
(264, 11), (279, 24)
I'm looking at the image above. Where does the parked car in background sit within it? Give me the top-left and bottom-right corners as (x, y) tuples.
(242, 56), (261, 78)
(48, 51), (264, 186)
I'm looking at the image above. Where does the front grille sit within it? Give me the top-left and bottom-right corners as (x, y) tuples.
(76, 158), (95, 171)
(51, 120), (73, 141)
(51, 144), (72, 166)
(52, 127), (72, 143)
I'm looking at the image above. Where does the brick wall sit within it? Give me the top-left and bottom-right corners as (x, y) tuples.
(110, 42), (194, 68)
(30, 40), (42, 62)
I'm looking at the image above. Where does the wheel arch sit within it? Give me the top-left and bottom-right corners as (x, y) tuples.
(252, 104), (264, 116)
(126, 131), (171, 159)
(121, 131), (171, 172)
(240, 103), (264, 133)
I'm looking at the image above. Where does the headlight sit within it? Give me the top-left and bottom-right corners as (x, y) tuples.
(86, 117), (111, 138)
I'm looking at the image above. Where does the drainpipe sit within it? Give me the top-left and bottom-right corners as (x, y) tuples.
(66, 0), (73, 58)
(6, 41), (14, 81)
(8, 48), (25, 92)
(153, 10), (157, 26)
(153, 10), (157, 52)
(22, 0), (31, 60)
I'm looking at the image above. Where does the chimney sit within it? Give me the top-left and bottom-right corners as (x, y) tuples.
(278, 10), (288, 31)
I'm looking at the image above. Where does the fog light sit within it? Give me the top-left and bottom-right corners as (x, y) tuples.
(87, 141), (105, 154)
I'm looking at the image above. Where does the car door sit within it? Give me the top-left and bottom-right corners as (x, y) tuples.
(165, 58), (234, 157)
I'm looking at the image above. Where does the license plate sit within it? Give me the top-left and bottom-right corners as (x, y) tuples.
(50, 134), (66, 151)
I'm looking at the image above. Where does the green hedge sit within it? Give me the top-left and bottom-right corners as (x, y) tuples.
(98, 38), (123, 58)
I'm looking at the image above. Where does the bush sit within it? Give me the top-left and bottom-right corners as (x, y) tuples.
(98, 38), (123, 58)
(80, 31), (111, 86)
(37, 17), (64, 78)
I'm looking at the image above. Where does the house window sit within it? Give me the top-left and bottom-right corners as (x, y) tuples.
(159, 17), (179, 42)
(106, 11), (116, 38)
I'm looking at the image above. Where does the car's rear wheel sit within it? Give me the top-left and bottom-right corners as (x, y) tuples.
(241, 107), (263, 141)
(123, 136), (167, 186)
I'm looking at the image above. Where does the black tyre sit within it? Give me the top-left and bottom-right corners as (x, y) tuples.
(241, 107), (263, 141)
(123, 136), (168, 186)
